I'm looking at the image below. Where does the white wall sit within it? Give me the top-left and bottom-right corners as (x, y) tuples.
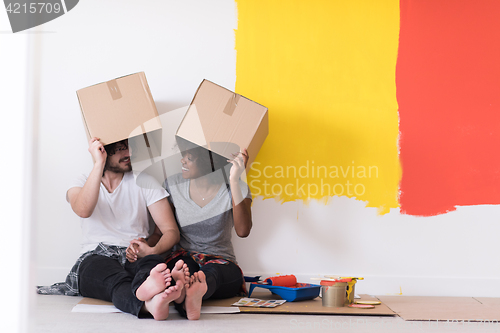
(34, 0), (500, 297)
(0, 9), (36, 333)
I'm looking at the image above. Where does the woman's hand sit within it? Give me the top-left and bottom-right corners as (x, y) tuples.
(126, 238), (152, 262)
(126, 242), (139, 262)
(228, 148), (249, 183)
(228, 148), (252, 237)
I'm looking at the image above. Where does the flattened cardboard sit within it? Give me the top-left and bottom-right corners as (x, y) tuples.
(475, 297), (500, 307)
(203, 293), (396, 316)
(76, 72), (162, 162)
(79, 297), (112, 306)
(76, 298), (240, 314)
(377, 296), (500, 321)
(176, 80), (268, 169)
(79, 294), (395, 316)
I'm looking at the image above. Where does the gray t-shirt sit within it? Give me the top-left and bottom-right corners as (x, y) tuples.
(164, 172), (252, 263)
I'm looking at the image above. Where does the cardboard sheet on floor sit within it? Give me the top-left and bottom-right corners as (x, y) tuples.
(203, 292), (395, 316)
(377, 296), (500, 321)
(76, 298), (239, 314)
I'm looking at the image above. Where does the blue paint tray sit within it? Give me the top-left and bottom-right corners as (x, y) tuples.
(248, 282), (320, 302)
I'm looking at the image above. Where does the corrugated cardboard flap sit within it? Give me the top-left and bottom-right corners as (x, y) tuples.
(176, 79), (268, 164)
(76, 72), (161, 146)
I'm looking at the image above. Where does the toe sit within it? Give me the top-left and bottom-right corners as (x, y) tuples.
(154, 263), (167, 272)
(174, 260), (184, 270)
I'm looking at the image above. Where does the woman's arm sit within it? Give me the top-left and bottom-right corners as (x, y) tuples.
(232, 192), (252, 238)
(229, 148), (253, 238)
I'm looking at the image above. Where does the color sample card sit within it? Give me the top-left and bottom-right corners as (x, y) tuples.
(232, 298), (287, 308)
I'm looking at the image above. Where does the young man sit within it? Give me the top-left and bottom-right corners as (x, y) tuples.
(38, 137), (188, 320)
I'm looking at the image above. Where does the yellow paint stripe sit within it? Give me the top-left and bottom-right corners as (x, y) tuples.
(236, 0), (401, 214)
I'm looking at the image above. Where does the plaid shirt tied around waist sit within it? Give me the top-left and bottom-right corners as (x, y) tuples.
(36, 243), (127, 296)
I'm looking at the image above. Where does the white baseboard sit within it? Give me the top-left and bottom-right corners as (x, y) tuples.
(36, 267), (73, 286)
(37, 267), (500, 297)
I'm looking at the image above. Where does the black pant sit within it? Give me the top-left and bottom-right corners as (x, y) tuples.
(167, 255), (243, 318)
(78, 254), (164, 317)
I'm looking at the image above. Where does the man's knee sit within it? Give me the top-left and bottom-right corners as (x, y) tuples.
(80, 255), (128, 282)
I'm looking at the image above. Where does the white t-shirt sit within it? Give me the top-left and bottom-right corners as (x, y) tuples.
(68, 172), (168, 254)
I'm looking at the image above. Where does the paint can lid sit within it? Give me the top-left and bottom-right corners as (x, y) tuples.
(354, 300), (381, 305)
(348, 304), (375, 309)
(320, 279), (350, 286)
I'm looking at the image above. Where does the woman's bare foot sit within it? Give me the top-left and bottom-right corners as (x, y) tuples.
(144, 284), (183, 321)
(185, 271), (207, 320)
(136, 263), (172, 301)
(170, 260), (190, 304)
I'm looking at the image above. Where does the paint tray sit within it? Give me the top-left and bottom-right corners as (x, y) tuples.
(248, 282), (320, 302)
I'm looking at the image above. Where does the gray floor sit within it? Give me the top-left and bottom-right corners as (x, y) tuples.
(30, 295), (499, 333)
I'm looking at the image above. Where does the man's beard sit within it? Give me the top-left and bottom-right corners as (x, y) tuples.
(104, 157), (132, 173)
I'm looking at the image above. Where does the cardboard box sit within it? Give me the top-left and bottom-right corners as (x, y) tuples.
(176, 80), (268, 170)
(76, 72), (162, 163)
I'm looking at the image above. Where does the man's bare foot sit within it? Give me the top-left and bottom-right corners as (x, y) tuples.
(144, 284), (183, 321)
(170, 260), (190, 304)
(136, 263), (172, 301)
(185, 271), (207, 320)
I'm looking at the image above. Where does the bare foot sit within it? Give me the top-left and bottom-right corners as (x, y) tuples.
(171, 260), (190, 304)
(185, 271), (207, 320)
(144, 284), (183, 321)
(136, 263), (172, 301)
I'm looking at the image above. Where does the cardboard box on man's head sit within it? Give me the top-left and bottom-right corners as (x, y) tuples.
(76, 72), (162, 164)
(176, 80), (268, 173)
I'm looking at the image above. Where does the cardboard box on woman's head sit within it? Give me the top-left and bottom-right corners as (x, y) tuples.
(176, 79), (268, 173)
(76, 72), (162, 163)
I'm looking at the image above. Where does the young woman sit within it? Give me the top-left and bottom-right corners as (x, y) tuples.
(127, 139), (252, 319)
(162, 139), (253, 320)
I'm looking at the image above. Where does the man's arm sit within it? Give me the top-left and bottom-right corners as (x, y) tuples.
(67, 138), (106, 218)
(147, 225), (162, 247)
(128, 197), (180, 260)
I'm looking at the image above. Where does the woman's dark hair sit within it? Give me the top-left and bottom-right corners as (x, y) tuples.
(176, 137), (230, 177)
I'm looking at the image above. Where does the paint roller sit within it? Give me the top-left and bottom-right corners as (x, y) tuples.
(264, 275), (297, 287)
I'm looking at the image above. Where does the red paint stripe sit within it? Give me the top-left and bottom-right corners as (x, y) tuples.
(398, 0), (500, 216)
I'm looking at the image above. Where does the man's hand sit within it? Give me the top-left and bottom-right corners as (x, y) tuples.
(126, 238), (152, 262)
(88, 137), (107, 166)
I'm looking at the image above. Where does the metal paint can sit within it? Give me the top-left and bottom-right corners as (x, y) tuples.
(346, 280), (356, 304)
(321, 281), (347, 307)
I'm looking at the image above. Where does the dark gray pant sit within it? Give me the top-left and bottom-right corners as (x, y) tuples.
(166, 255), (243, 318)
(78, 254), (165, 317)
